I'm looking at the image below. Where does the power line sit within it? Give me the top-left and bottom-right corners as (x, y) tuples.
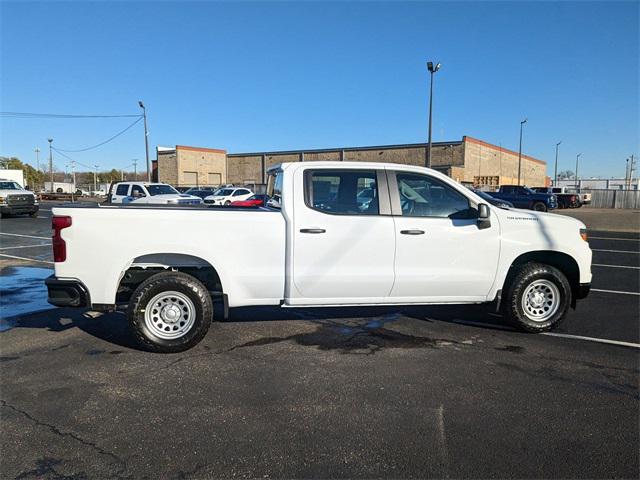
(54, 116), (143, 152)
(51, 148), (93, 170)
(1, 111), (142, 118)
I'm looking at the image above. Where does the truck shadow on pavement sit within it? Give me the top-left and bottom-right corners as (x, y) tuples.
(8, 303), (510, 353)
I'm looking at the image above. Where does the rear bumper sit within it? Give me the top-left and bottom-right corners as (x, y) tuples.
(576, 282), (591, 300)
(45, 276), (90, 307)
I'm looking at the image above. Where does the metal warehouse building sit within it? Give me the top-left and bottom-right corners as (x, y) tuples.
(154, 136), (547, 188)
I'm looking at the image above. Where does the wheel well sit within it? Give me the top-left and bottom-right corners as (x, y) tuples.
(116, 253), (222, 304)
(505, 251), (580, 306)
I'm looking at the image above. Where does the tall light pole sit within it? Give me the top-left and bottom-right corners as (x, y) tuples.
(426, 61), (441, 168)
(625, 158), (630, 189)
(139, 101), (151, 181)
(94, 165), (99, 193)
(34, 147), (40, 171)
(517, 118), (527, 185)
(132, 159), (138, 180)
(554, 141), (561, 186)
(575, 153), (582, 191)
(48, 138), (54, 192)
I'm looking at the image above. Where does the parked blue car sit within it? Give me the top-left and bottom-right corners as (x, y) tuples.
(489, 185), (558, 212)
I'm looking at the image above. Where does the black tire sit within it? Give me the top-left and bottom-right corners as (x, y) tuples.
(29, 211), (38, 218)
(224, 200), (231, 206)
(533, 202), (547, 212)
(127, 271), (213, 353)
(503, 262), (571, 332)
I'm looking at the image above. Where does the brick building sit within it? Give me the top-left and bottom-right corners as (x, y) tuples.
(153, 136), (548, 188)
(155, 145), (226, 187)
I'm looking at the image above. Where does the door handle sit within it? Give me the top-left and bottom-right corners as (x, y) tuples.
(400, 229), (425, 235)
(300, 228), (326, 234)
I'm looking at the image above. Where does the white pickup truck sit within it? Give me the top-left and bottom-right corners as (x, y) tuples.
(46, 162), (592, 352)
(109, 182), (203, 205)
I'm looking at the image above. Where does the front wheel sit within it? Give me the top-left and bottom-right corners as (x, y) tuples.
(127, 271), (213, 352)
(533, 202), (547, 212)
(224, 200), (231, 205)
(503, 262), (571, 332)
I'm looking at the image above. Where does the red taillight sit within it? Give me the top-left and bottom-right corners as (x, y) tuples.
(52, 216), (72, 262)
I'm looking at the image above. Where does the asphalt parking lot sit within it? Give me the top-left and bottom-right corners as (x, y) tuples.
(1, 202), (638, 478)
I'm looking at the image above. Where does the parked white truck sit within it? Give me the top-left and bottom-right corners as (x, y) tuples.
(46, 162), (592, 352)
(109, 182), (203, 205)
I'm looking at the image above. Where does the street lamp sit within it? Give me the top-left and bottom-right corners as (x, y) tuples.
(554, 141), (561, 186)
(48, 138), (53, 193)
(575, 153), (582, 191)
(517, 118), (527, 185)
(426, 61), (441, 168)
(139, 101), (151, 181)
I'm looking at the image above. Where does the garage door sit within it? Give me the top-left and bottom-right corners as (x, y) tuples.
(183, 171), (198, 186)
(208, 173), (221, 186)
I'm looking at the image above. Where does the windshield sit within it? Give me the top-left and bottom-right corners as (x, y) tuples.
(0, 181), (22, 190)
(216, 189), (234, 196)
(146, 184), (180, 196)
(474, 189), (493, 201)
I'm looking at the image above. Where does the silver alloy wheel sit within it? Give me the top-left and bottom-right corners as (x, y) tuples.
(144, 291), (196, 339)
(521, 279), (561, 322)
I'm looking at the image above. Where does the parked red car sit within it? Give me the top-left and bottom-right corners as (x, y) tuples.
(230, 194), (269, 207)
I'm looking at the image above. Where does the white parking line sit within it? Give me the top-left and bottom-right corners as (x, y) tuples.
(0, 253), (53, 264)
(541, 332), (640, 349)
(592, 263), (640, 269)
(591, 288), (640, 296)
(592, 249), (639, 254)
(0, 232), (50, 240)
(0, 243), (52, 250)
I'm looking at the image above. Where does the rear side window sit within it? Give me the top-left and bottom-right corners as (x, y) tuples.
(116, 184), (129, 196)
(396, 173), (471, 218)
(266, 170), (283, 208)
(131, 185), (146, 196)
(305, 170), (379, 215)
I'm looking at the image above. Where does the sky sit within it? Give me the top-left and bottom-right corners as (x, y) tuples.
(1, 0), (638, 178)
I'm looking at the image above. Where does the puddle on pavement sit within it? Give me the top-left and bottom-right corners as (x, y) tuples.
(0, 266), (54, 328)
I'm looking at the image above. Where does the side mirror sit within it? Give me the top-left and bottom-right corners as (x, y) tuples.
(477, 203), (491, 229)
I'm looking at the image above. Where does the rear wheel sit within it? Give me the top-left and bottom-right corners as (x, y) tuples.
(503, 262), (571, 332)
(127, 271), (213, 352)
(533, 202), (547, 212)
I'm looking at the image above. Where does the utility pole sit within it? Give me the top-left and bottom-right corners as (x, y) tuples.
(94, 165), (99, 193)
(133, 159), (138, 180)
(426, 61), (441, 168)
(48, 138), (53, 193)
(554, 141), (561, 186)
(517, 118), (527, 185)
(575, 153), (582, 192)
(625, 158), (630, 189)
(630, 155), (636, 190)
(34, 147), (41, 191)
(139, 101), (151, 181)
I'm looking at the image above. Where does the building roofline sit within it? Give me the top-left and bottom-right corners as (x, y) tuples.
(176, 145), (227, 154)
(463, 136), (546, 165)
(227, 140), (463, 157)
